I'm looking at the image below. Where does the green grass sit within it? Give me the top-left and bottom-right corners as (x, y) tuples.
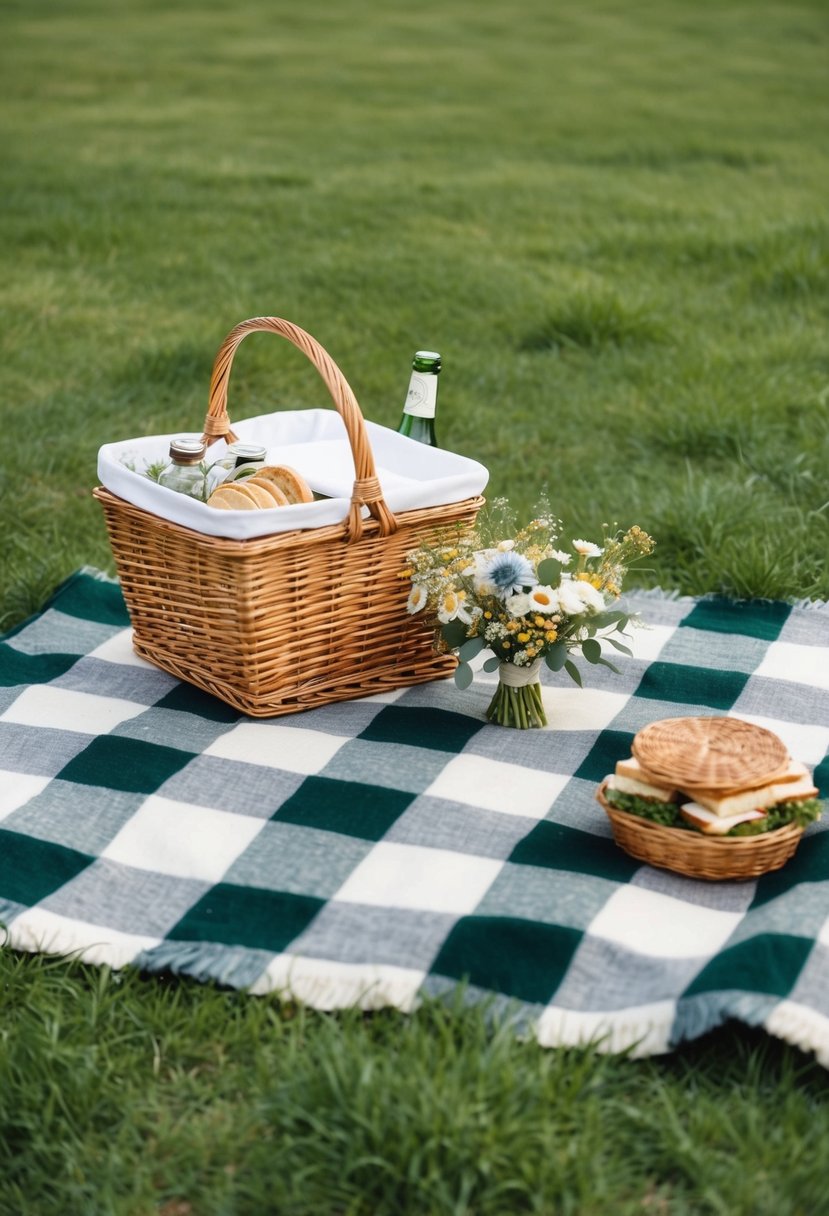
(2, 0), (828, 624)
(2, 0), (829, 1211)
(1, 953), (828, 1216)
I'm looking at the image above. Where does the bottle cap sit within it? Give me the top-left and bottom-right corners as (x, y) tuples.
(228, 443), (267, 466)
(169, 437), (207, 464)
(412, 351), (441, 373)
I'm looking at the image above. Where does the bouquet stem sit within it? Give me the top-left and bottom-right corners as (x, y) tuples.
(485, 660), (547, 729)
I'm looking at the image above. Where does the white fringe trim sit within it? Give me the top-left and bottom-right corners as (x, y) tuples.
(764, 1000), (829, 1067)
(5, 922), (829, 1067)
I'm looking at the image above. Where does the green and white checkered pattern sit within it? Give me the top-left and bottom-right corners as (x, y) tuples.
(2, 569), (828, 1063)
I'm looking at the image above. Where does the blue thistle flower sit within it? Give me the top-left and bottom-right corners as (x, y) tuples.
(484, 551), (537, 598)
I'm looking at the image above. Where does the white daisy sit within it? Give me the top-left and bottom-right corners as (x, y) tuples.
(572, 539), (603, 558)
(406, 584), (427, 614)
(527, 585), (559, 613)
(437, 590), (473, 624)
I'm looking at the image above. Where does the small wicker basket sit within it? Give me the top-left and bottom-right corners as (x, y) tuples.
(596, 783), (804, 881)
(94, 317), (484, 717)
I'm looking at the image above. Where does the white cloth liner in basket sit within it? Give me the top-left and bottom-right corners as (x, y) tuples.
(98, 408), (489, 540)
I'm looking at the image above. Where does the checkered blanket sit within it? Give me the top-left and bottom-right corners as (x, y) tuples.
(2, 569), (828, 1064)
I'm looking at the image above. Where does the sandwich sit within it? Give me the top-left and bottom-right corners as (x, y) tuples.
(602, 752), (822, 838)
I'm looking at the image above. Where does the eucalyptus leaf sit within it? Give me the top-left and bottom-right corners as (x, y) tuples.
(536, 558), (562, 586)
(581, 637), (602, 664)
(545, 642), (568, 671)
(605, 636), (634, 656)
(458, 636), (485, 662)
(441, 620), (468, 649)
(454, 661), (474, 690)
(483, 655), (502, 672)
(564, 659), (583, 687)
(590, 611), (626, 630)
(596, 656), (622, 674)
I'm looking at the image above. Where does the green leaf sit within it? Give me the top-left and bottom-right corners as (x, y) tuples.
(536, 558), (562, 585)
(596, 656), (622, 674)
(581, 638), (602, 664)
(564, 659), (583, 687)
(483, 654), (502, 672)
(545, 642), (568, 672)
(441, 620), (468, 649)
(458, 636), (485, 662)
(454, 661), (474, 690)
(605, 636), (634, 657)
(590, 610), (627, 630)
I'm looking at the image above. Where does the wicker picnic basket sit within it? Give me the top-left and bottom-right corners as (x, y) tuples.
(596, 783), (804, 881)
(94, 317), (484, 717)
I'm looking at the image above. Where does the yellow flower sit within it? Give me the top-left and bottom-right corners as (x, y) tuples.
(517, 632), (531, 643)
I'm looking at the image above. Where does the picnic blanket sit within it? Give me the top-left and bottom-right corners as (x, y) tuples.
(1, 569), (828, 1064)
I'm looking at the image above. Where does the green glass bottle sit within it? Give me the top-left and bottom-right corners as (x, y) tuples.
(397, 350), (441, 446)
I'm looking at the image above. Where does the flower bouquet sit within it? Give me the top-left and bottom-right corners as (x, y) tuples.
(405, 499), (655, 728)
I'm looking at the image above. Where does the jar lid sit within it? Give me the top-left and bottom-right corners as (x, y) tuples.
(169, 437), (206, 464)
(228, 443), (267, 462)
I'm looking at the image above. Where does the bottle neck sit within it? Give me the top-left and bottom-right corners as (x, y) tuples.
(403, 369), (438, 419)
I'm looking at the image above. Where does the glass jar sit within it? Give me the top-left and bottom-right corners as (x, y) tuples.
(157, 438), (208, 499)
(218, 443), (267, 482)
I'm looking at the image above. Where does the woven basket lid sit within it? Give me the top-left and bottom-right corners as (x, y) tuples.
(631, 716), (790, 791)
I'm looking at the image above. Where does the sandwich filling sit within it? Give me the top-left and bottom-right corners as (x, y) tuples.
(603, 755), (822, 837)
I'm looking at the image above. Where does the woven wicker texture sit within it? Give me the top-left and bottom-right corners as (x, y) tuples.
(596, 785), (803, 881)
(95, 317), (483, 716)
(631, 715), (789, 791)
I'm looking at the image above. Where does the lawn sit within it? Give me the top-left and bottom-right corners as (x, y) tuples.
(1, 0), (828, 1212)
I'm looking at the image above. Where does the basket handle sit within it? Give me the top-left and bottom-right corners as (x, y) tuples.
(202, 316), (397, 540)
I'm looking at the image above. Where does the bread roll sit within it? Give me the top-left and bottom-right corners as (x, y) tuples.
(246, 476), (289, 506)
(236, 481), (277, 509)
(252, 465), (314, 504)
(207, 485), (258, 510)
